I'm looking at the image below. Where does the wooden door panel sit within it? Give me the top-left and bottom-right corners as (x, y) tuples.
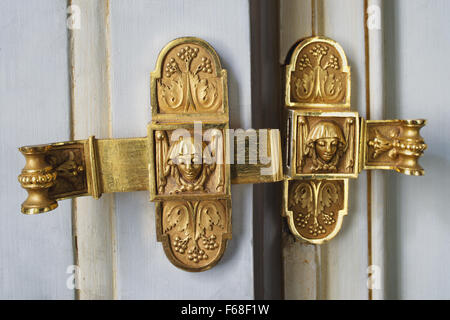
(108, 0), (254, 299)
(280, 0), (370, 299)
(0, 0), (74, 299)
(384, 0), (450, 299)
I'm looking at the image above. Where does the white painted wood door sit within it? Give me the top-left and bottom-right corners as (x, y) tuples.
(105, 0), (255, 300)
(2, 0), (450, 300)
(280, 0), (370, 300)
(1, 0), (256, 300)
(280, 0), (450, 300)
(1, 0), (75, 299)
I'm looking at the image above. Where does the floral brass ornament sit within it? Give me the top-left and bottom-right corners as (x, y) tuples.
(365, 119), (427, 176)
(283, 36), (427, 244)
(287, 38), (350, 108)
(156, 199), (230, 270)
(15, 35), (427, 268)
(150, 125), (229, 270)
(17, 37), (283, 272)
(46, 148), (86, 198)
(284, 180), (347, 243)
(152, 40), (227, 121)
(158, 45), (221, 113)
(149, 38), (233, 271)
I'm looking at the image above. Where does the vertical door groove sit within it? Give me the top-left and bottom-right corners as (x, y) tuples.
(68, 0), (117, 300)
(365, 0), (386, 300)
(281, 0), (370, 300)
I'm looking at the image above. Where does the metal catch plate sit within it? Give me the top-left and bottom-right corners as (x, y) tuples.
(148, 37), (232, 271)
(282, 36), (426, 244)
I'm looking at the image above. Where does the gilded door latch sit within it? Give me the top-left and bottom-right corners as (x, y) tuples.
(16, 36), (428, 269)
(17, 37), (283, 272)
(282, 36), (427, 244)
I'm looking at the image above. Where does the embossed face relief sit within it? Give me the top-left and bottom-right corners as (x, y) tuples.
(307, 120), (346, 170)
(315, 138), (339, 162)
(178, 161), (203, 182)
(283, 37), (356, 244)
(169, 136), (205, 187)
(294, 114), (357, 176)
(155, 130), (224, 195)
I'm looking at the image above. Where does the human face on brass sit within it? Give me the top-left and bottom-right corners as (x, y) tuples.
(177, 153), (203, 182)
(315, 137), (339, 163)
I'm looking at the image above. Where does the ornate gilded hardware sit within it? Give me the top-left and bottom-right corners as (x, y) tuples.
(364, 119), (427, 176)
(17, 37), (282, 272)
(282, 36), (427, 244)
(18, 143), (88, 214)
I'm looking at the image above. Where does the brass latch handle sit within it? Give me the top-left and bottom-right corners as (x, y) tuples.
(17, 131), (282, 214)
(18, 145), (59, 214)
(17, 37), (283, 272)
(18, 137), (149, 214)
(16, 36), (428, 270)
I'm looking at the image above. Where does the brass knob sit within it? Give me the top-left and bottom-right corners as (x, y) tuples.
(18, 145), (58, 214)
(366, 119), (427, 176)
(396, 119), (427, 176)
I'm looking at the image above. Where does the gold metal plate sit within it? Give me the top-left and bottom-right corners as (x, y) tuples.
(17, 35), (427, 268)
(148, 38), (232, 271)
(17, 37), (283, 272)
(285, 37), (351, 109)
(282, 36), (427, 244)
(285, 110), (360, 179)
(283, 179), (348, 244)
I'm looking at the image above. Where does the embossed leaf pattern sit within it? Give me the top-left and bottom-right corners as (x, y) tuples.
(192, 74), (218, 110)
(46, 149), (86, 195)
(165, 204), (190, 234)
(319, 182), (339, 209)
(324, 73), (342, 96)
(295, 71), (313, 98)
(158, 45), (221, 113)
(199, 79), (216, 102)
(291, 182), (314, 229)
(369, 129), (396, 159)
(160, 78), (183, 109)
(291, 183), (313, 214)
(196, 202), (223, 240)
(317, 182), (339, 227)
(292, 42), (346, 104)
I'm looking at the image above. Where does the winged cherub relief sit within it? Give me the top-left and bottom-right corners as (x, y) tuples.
(297, 117), (355, 173)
